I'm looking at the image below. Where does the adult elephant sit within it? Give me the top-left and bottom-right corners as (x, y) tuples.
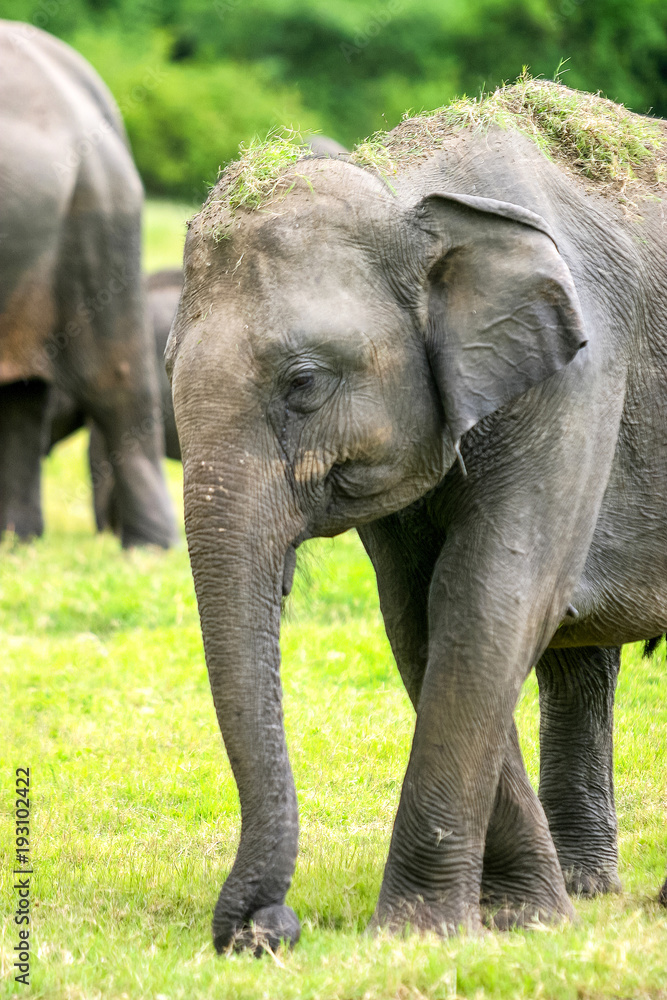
(0, 22), (175, 547)
(167, 83), (667, 950)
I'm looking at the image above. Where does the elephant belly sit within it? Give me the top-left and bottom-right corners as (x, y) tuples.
(0, 257), (57, 384)
(550, 348), (667, 649)
(549, 484), (667, 648)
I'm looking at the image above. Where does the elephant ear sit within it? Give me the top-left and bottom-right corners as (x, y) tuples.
(416, 192), (587, 450)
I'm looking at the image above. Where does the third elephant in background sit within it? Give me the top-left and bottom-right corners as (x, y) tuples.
(47, 269), (183, 532)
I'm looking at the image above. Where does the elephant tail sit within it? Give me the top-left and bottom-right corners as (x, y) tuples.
(643, 635), (665, 658)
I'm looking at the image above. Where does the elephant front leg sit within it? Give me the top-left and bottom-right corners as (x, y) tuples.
(536, 646), (621, 896)
(372, 541), (572, 935)
(0, 379), (49, 540)
(481, 722), (573, 927)
(358, 506), (443, 709)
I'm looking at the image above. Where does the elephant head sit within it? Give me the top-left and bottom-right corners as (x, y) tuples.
(166, 157), (586, 950)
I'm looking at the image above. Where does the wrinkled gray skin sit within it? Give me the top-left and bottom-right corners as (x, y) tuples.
(0, 22), (175, 547)
(45, 269), (183, 532)
(167, 131), (667, 951)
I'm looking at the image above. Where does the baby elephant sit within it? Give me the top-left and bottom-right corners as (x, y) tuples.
(167, 80), (667, 952)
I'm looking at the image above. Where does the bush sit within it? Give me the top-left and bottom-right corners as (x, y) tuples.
(70, 30), (315, 201)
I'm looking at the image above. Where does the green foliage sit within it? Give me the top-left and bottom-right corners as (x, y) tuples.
(142, 199), (196, 271)
(68, 30), (316, 201)
(6, 0), (667, 198)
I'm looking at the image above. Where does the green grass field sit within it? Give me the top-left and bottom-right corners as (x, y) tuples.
(1, 202), (666, 999)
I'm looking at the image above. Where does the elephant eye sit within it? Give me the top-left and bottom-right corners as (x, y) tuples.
(289, 372), (315, 391)
(281, 363), (339, 415)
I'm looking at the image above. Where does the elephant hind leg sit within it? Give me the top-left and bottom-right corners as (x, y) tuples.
(481, 722), (574, 929)
(536, 646), (621, 896)
(644, 635), (665, 658)
(87, 421), (121, 535)
(0, 379), (49, 540)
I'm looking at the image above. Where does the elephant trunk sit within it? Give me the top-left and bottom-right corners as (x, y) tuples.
(182, 436), (303, 952)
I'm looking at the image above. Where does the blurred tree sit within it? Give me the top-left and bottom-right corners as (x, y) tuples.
(2, 0), (666, 198)
(69, 30), (315, 199)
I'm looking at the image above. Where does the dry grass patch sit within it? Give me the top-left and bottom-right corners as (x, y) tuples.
(351, 74), (666, 195)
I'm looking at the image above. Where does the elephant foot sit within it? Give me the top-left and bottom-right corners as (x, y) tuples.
(1, 507), (44, 542)
(546, 815), (620, 898)
(214, 904), (300, 957)
(370, 896), (485, 938)
(482, 902), (572, 931)
(480, 723), (575, 932)
(562, 863), (621, 898)
(481, 847), (575, 930)
(480, 881), (575, 931)
(546, 824), (620, 897)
